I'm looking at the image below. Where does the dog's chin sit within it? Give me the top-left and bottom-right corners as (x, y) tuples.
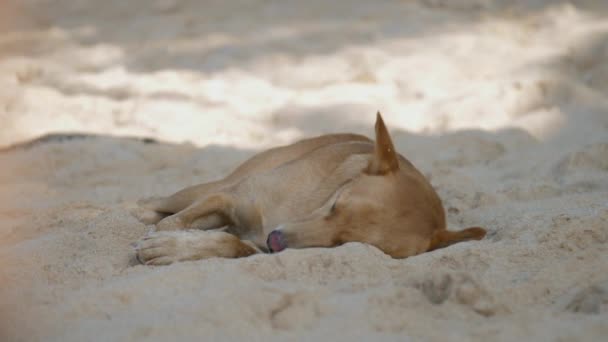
(267, 229), (288, 252)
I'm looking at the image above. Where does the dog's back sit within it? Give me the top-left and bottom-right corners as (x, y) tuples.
(226, 133), (372, 183)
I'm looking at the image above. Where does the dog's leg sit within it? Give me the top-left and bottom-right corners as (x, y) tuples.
(133, 230), (260, 265)
(132, 201), (224, 228)
(155, 193), (236, 231)
(130, 205), (171, 225)
(134, 180), (232, 225)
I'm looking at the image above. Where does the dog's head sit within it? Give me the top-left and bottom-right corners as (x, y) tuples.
(267, 113), (447, 258)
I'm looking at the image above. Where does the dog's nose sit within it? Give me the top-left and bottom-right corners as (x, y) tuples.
(267, 230), (287, 253)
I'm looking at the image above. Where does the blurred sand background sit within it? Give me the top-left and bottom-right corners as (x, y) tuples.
(1, 0), (608, 340)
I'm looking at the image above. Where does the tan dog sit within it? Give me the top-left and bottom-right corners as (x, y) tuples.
(132, 113), (486, 265)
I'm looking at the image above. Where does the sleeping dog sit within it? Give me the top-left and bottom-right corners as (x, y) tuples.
(132, 113), (486, 265)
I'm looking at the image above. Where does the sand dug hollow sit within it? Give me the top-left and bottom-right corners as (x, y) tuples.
(1, 0), (608, 341)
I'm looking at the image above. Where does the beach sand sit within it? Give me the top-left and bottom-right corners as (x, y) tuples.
(1, 0), (607, 340)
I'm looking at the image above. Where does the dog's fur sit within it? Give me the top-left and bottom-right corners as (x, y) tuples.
(132, 113), (486, 265)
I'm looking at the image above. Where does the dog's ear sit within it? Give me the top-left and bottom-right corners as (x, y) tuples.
(365, 112), (399, 175)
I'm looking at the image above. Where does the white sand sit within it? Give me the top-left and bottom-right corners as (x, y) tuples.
(1, 0), (608, 340)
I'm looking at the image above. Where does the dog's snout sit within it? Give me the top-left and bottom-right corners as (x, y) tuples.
(267, 230), (287, 253)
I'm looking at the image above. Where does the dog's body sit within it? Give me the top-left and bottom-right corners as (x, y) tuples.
(133, 114), (486, 265)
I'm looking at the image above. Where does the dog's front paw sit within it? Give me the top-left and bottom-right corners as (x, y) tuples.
(133, 231), (190, 265)
(132, 231), (257, 265)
